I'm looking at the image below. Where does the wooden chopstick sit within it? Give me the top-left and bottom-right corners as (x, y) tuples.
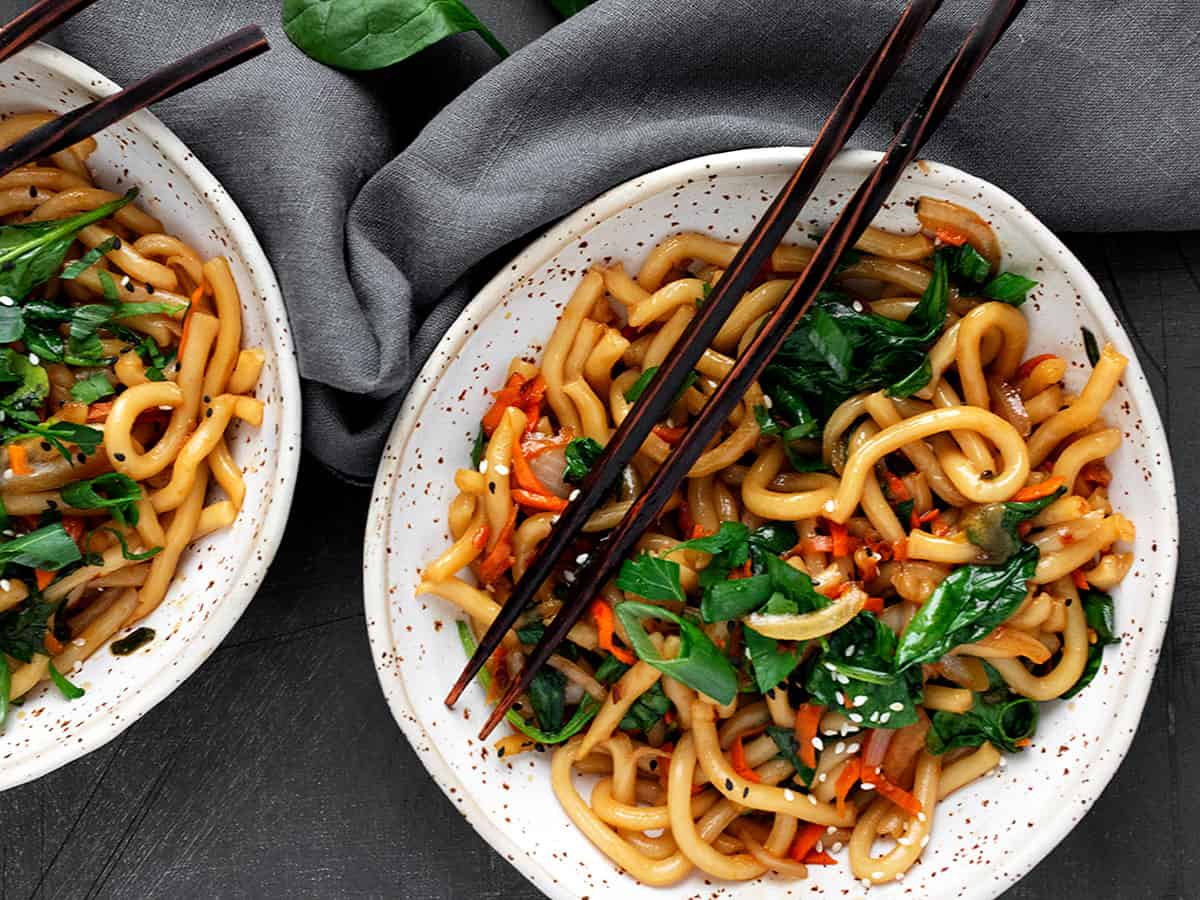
(0, 0), (100, 64)
(445, 0), (943, 712)
(475, 0), (1029, 740)
(0, 24), (269, 179)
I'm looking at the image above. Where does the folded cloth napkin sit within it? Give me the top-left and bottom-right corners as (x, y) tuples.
(6, 0), (1197, 481)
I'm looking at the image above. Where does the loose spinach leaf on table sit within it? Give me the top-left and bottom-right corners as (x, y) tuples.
(1061, 589), (1119, 699)
(894, 544), (1038, 670)
(283, 0), (508, 71)
(807, 612), (922, 728)
(926, 690), (1038, 754)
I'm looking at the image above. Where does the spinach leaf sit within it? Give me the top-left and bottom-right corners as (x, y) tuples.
(0, 190), (135, 301)
(0, 598), (54, 663)
(747, 523), (797, 572)
(764, 553), (827, 613)
(456, 621), (599, 746)
(1061, 589), (1119, 699)
(48, 660), (85, 700)
(103, 527), (162, 562)
(563, 436), (602, 483)
(619, 681), (671, 733)
(765, 724), (815, 786)
(469, 427), (486, 469)
(983, 272), (1038, 305)
(615, 601), (738, 704)
(60, 236), (120, 280)
(886, 356), (932, 398)
(961, 486), (1066, 563)
(1081, 327), (1101, 366)
(744, 624), (803, 693)
(2, 420), (101, 461)
(0, 523), (82, 571)
(701, 575), (772, 623)
(283, 0), (508, 71)
(0, 304), (21, 342)
(516, 619), (545, 646)
(761, 254), (947, 423)
(0, 350), (48, 409)
(944, 243), (991, 283)
(926, 690), (1038, 754)
(623, 366), (657, 403)
(895, 544), (1038, 670)
(807, 613), (922, 728)
(61, 473), (143, 525)
(593, 654), (629, 685)
(616, 553), (684, 602)
(673, 521), (749, 556)
(528, 666), (566, 733)
(68, 372), (116, 405)
(135, 337), (174, 382)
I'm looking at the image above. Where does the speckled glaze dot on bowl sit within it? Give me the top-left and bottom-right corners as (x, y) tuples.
(0, 44), (301, 791)
(364, 148), (1178, 900)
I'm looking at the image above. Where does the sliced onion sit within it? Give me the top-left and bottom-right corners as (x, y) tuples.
(986, 375), (1031, 437)
(862, 728), (893, 769)
(744, 585), (867, 641)
(527, 446), (571, 498)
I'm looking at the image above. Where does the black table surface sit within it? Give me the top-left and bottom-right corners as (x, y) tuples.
(2, 8), (1197, 900)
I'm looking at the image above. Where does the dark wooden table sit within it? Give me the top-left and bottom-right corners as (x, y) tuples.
(1, 5), (1196, 898)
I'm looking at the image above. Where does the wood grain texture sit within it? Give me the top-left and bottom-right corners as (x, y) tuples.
(0, 232), (1192, 900)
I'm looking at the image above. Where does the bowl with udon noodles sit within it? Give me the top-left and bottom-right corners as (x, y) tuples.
(0, 44), (300, 790)
(364, 147), (1175, 899)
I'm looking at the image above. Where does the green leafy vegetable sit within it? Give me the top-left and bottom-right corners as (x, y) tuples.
(469, 427), (486, 469)
(619, 681), (672, 733)
(1061, 589), (1119, 699)
(895, 544), (1038, 670)
(886, 356), (933, 398)
(103, 527), (161, 562)
(765, 724), (815, 785)
(961, 486), (1066, 563)
(615, 601), (738, 704)
(516, 619), (545, 646)
(807, 613), (922, 728)
(702, 575), (772, 623)
(673, 521), (749, 557)
(528, 667), (566, 733)
(563, 436), (602, 483)
(2, 419), (101, 461)
(983, 272), (1038, 305)
(744, 624), (803, 693)
(624, 366), (658, 403)
(456, 621), (598, 745)
(60, 236), (120, 280)
(0, 523), (82, 571)
(134, 336), (174, 382)
(0, 349), (49, 411)
(926, 690), (1038, 754)
(283, 0), (508, 71)
(0, 304), (21, 342)
(0, 597), (54, 662)
(0, 190), (135, 302)
(0, 655), (9, 727)
(68, 372), (115, 404)
(616, 553), (684, 602)
(1081, 327), (1101, 366)
(944, 243), (991, 283)
(61, 473), (143, 526)
(47, 659), (85, 700)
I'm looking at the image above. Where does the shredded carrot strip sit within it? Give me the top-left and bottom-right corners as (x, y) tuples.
(482, 373), (526, 435)
(471, 525), (490, 551)
(592, 599), (635, 665)
(788, 822), (825, 862)
(511, 488), (568, 512)
(517, 374), (547, 430)
(834, 757), (861, 815)
(7, 444), (29, 476)
(35, 569), (53, 591)
(934, 227), (968, 247)
(730, 733), (761, 783)
(688, 523), (710, 540)
(61, 516), (84, 547)
(870, 767), (923, 816)
(1012, 475), (1065, 503)
(803, 850), (837, 865)
(827, 520), (853, 557)
(477, 504), (517, 584)
(892, 537), (909, 562)
(43, 631), (64, 655)
(1014, 737), (1032, 748)
(1072, 568), (1089, 590)
(883, 469), (911, 502)
(728, 560), (753, 580)
(1016, 353), (1056, 382)
(652, 424), (687, 444)
(177, 305), (195, 357)
(910, 508), (939, 530)
(862, 596), (885, 614)
(86, 401), (114, 423)
(509, 437), (553, 495)
(794, 703), (824, 769)
(801, 536), (834, 554)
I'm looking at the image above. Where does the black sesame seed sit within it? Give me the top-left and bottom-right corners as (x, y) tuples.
(202, 394), (211, 403)
(648, 759), (658, 771)
(146, 283), (154, 294)
(39, 441), (50, 452)
(125, 281), (135, 292)
(512, 701), (522, 711)
(111, 238), (122, 250)
(742, 787), (749, 798)
(488, 482), (496, 494)
(29, 185), (37, 197)
(497, 748), (506, 758)
(114, 452), (126, 462)
(205, 408), (213, 418)
(724, 778), (734, 791)
(47, 500), (58, 510)
(76, 452), (86, 464)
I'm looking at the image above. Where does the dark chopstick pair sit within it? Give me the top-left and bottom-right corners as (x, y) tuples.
(0, 0), (268, 178)
(451, 0), (1030, 740)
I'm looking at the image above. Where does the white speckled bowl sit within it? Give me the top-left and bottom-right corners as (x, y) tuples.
(364, 148), (1177, 899)
(0, 44), (301, 790)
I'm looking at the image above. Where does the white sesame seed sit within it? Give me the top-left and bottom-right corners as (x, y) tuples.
(783, 789), (795, 801)
(0, 579), (9, 591)
(849, 712), (863, 723)
(72, 637), (86, 647)
(815, 840), (824, 853)
(1, 529), (12, 536)
(844, 644), (855, 656)
(869, 711), (880, 722)
(835, 691), (845, 705)
(872, 871), (884, 880)
(918, 812), (927, 823)
(889, 702), (904, 712)
(862, 879), (873, 889)
(811, 736), (824, 751)
(818, 772), (828, 783)
(762, 395), (773, 409)
(998, 757), (1008, 768)
(831, 841), (843, 853)
(861, 782), (875, 790)
(880, 712), (891, 724)
(853, 694), (868, 707)
(550, 515), (560, 524)
(478, 459), (488, 473)
(826, 825), (837, 834)
(0, 296), (12, 306)
(835, 741), (845, 754)
(575, 553), (589, 565)
(568, 489), (581, 501)
(562, 571), (576, 584)
(824, 661), (837, 671)
(493, 463), (510, 476)
(807, 794), (817, 805)
(823, 499), (836, 512)
(920, 834), (930, 847)
(2, 469), (12, 479)
(27, 353), (39, 366)
(847, 742), (860, 754)
(837, 673), (851, 685)
(898, 835), (913, 846)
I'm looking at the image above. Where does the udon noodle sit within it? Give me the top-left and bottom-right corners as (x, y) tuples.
(0, 112), (264, 727)
(423, 196), (1131, 885)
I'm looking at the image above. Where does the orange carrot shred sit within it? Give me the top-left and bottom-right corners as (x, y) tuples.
(934, 227), (968, 247)
(511, 488), (568, 512)
(794, 703), (824, 769)
(862, 596), (885, 614)
(870, 767), (923, 816)
(1080, 460), (1112, 486)
(86, 401), (114, 423)
(892, 537), (909, 562)
(35, 569), (53, 591)
(1016, 353), (1056, 382)
(730, 734), (761, 783)
(7, 443), (29, 476)
(471, 525), (490, 551)
(1072, 568), (1089, 590)
(61, 516), (84, 547)
(509, 437), (553, 495)
(592, 599), (635, 665)
(801, 535), (834, 555)
(1012, 476), (1066, 503)
(827, 520), (853, 557)
(477, 504), (517, 584)
(883, 469), (911, 502)
(728, 560), (753, 580)
(652, 424), (687, 444)
(43, 631), (64, 655)
(481, 372), (526, 436)
(788, 822), (825, 862)
(803, 850), (838, 865)
(910, 507), (939, 530)
(835, 757), (862, 816)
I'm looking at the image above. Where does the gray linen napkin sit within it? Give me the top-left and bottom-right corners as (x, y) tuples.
(6, 0), (1197, 481)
